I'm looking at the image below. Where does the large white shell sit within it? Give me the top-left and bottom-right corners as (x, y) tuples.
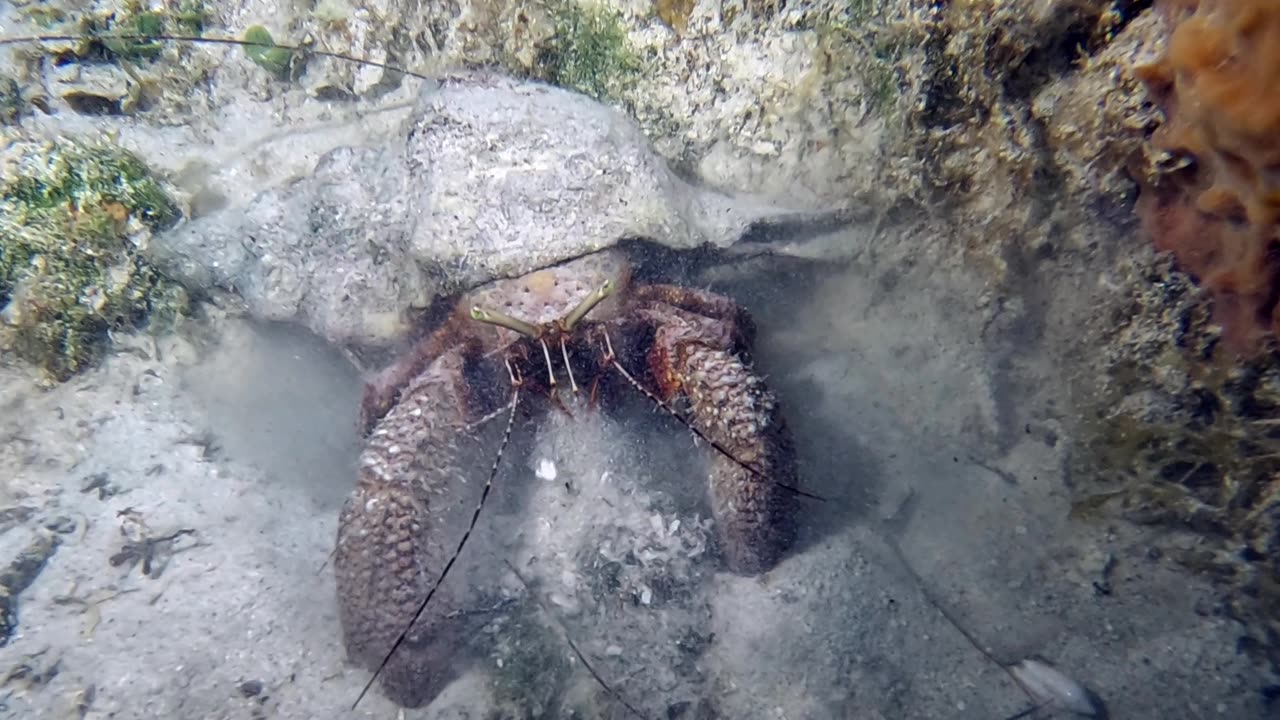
(1009, 659), (1100, 717)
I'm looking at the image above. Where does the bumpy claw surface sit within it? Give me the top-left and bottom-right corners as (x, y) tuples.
(335, 348), (475, 706)
(356, 316), (473, 436)
(647, 307), (798, 574)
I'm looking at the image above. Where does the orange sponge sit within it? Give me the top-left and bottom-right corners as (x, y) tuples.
(1135, 0), (1280, 354)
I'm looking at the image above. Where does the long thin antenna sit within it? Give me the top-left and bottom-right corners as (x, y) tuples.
(352, 361), (522, 710)
(0, 32), (438, 82)
(560, 337), (579, 393)
(599, 329), (826, 503)
(503, 559), (648, 720)
(882, 534), (1043, 717)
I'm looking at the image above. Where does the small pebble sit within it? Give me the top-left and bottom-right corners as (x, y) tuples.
(237, 679), (263, 698)
(42, 516), (76, 534)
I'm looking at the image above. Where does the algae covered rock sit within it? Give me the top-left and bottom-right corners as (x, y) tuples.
(1063, 0), (1280, 674)
(0, 131), (189, 382)
(4, 0), (215, 122)
(1072, 250), (1280, 671)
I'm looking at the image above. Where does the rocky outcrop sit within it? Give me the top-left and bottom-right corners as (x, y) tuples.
(143, 73), (846, 349)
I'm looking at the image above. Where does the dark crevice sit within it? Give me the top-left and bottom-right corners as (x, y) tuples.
(923, 0), (1155, 130)
(1256, 241), (1280, 330)
(999, 20), (1090, 102)
(919, 36), (976, 130)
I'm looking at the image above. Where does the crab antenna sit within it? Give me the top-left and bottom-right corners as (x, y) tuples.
(0, 33), (438, 82)
(562, 279), (615, 331)
(470, 306), (541, 338)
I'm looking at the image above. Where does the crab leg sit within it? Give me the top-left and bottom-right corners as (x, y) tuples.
(538, 338), (557, 387)
(640, 307), (799, 575)
(337, 347), (475, 707)
(357, 314), (474, 435)
(560, 336), (579, 393)
(628, 283), (757, 349)
(337, 348), (520, 709)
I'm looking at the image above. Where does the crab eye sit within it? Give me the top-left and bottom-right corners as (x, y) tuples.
(470, 305), (541, 337)
(561, 277), (617, 331)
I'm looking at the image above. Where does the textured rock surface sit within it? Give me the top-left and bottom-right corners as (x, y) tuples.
(1069, 248), (1280, 673)
(143, 73), (839, 349)
(1056, 0), (1280, 674)
(2, 0), (1163, 306)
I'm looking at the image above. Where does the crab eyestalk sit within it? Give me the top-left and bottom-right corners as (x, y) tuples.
(470, 306), (542, 338)
(562, 279), (615, 331)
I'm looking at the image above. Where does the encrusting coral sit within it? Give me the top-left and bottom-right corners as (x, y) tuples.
(1134, 0), (1280, 355)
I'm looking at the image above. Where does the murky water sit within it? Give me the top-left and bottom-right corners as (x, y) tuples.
(2, 3), (1278, 720)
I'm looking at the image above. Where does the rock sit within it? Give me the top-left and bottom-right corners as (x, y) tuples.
(144, 73), (847, 350)
(0, 532), (60, 647)
(283, 0), (891, 209)
(55, 63), (136, 115)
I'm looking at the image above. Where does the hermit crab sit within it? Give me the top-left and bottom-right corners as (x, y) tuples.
(333, 247), (804, 707)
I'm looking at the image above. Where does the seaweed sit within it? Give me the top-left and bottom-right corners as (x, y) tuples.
(537, 2), (641, 103)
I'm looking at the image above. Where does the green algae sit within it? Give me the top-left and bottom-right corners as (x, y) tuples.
(0, 135), (189, 383)
(0, 77), (21, 126)
(70, 0), (208, 63)
(242, 25), (299, 79)
(540, 2), (641, 103)
(1072, 256), (1280, 669)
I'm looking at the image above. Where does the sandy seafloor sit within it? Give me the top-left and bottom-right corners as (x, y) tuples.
(0, 241), (1273, 720)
